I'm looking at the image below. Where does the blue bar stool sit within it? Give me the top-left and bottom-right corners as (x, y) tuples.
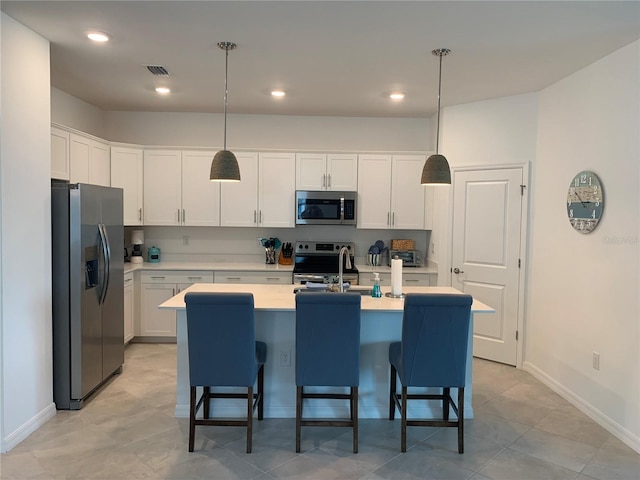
(389, 293), (473, 453)
(295, 292), (361, 453)
(185, 292), (266, 453)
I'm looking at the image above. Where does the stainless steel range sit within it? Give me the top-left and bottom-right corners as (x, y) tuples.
(292, 241), (359, 285)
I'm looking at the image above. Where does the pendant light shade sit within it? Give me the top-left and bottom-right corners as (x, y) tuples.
(210, 41), (240, 182)
(421, 48), (451, 185)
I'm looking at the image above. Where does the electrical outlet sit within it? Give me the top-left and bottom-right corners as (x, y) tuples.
(592, 352), (600, 371)
(279, 349), (291, 367)
(183, 235), (190, 246)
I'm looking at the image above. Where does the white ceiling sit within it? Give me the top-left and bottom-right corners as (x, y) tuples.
(2, 1), (639, 118)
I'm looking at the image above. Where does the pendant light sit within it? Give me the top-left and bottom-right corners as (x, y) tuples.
(421, 48), (451, 185)
(210, 41), (241, 182)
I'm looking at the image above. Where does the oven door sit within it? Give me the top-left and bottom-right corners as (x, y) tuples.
(295, 191), (356, 225)
(293, 273), (359, 285)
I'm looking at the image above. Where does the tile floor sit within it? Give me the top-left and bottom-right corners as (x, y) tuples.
(1, 343), (638, 480)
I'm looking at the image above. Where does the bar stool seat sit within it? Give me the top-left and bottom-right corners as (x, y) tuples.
(295, 292), (361, 453)
(389, 293), (473, 453)
(185, 292), (266, 453)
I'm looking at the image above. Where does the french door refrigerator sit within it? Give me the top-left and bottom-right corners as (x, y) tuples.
(51, 180), (124, 409)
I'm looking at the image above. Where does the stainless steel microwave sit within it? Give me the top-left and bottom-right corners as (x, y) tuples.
(295, 191), (357, 225)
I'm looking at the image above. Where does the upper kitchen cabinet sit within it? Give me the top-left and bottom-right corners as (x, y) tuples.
(220, 152), (295, 228)
(111, 146), (144, 225)
(143, 150), (221, 226)
(296, 153), (358, 191)
(143, 150), (182, 225)
(357, 154), (426, 230)
(68, 133), (111, 186)
(181, 151), (220, 226)
(51, 126), (70, 180)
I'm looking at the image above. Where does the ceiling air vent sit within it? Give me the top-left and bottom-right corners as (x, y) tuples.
(145, 65), (170, 76)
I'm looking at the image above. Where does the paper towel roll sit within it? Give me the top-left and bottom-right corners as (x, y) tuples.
(391, 257), (403, 296)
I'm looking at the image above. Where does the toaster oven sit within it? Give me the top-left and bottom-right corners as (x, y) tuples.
(388, 250), (422, 267)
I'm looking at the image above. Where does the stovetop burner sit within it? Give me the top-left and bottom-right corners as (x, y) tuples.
(292, 241), (358, 275)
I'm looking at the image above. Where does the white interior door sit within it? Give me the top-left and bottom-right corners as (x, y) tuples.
(451, 167), (524, 365)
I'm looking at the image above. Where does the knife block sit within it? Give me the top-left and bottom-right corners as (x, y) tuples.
(278, 249), (293, 265)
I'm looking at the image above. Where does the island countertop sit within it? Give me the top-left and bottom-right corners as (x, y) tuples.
(159, 283), (493, 313)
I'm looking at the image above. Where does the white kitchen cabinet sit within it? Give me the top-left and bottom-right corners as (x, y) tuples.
(144, 150), (221, 226)
(357, 154), (425, 230)
(295, 153), (358, 191)
(220, 152), (295, 228)
(214, 271), (292, 284)
(181, 151), (220, 226)
(51, 126), (70, 180)
(89, 140), (110, 186)
(143, 150), (182, 225)
(139, 271), (214, 339)
(124, 272), (135, 344)
(69, 133), (90, 183)
(111, 146), (144, 225)
(359, 271), (435, 286)
(68, 133), (111, 186)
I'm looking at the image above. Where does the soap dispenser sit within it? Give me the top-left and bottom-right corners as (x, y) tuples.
(371, 272), (382, 298)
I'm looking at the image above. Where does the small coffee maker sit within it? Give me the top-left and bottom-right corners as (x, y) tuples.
(130, 229), (144, 264)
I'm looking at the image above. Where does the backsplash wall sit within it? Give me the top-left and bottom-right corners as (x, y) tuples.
(125, 226), (431, 266)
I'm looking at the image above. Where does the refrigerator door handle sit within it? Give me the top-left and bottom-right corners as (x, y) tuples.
(98, 223), (111, 305)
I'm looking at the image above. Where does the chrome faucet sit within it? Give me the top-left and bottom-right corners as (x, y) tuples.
(338, 246), (352, 292)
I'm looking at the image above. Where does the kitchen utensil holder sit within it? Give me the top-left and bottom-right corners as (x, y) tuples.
(265, 247), (276, 264)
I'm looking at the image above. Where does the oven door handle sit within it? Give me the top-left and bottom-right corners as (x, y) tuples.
(293, 274), (327, 285)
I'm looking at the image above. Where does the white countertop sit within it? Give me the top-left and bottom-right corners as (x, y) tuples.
(124, 261), (294, 274)
(159, 283), (493, 313)
(123, 261), (436, 275)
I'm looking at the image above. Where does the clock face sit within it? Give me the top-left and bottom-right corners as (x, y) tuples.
(567, 171), (604, 234)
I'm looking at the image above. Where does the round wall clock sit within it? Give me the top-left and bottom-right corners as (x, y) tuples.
(567, 170), (604, 234)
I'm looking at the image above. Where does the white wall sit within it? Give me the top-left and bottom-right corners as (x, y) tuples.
(51, 87), (106, 138)
(0, 14), (56, 452)
(526, 40), (639, 450)
(432, 93), (538, 283)
(105, 111), (431, 152)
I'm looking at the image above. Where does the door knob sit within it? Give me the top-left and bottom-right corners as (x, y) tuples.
(453, 267), (464, 274)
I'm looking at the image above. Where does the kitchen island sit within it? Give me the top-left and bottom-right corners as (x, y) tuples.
(159, 283), (493, 420)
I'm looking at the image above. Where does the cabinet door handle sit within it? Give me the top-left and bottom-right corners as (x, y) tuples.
(387, 212), (390, 226)
(124, 278), (133, 285)
(327, 173), (331, 188)
(172, 288), (176, 295)
(138, 208), (142, 221)
(177, 209), (181, 223)
(182, 209), (185, 224)
(265, 277), (281, 281)
(226, 277), (241, 281)
(392, 212), (395, 226)
(322, 174), (326, 188)
(405, 279), (419, 283)
(259, 210), (262, 224)
(254, 210), (257, 223)
(187, 276), (203, 280)
(150, 276), (166, 280)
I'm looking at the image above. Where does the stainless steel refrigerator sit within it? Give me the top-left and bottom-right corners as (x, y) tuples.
(51, 180), (124, 409)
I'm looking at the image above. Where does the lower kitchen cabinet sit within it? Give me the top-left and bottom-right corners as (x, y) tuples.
(214, 271), (292, 284)
(139, 271), (214, 340)
(359, 271), (436, 287)
(124, 272), (135, 344)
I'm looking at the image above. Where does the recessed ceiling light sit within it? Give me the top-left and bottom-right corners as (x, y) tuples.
(271, 90), (286, 97)
(389, 92), (406, 101)
(86, 31), (110, 43)
(155, 87), (171, 95)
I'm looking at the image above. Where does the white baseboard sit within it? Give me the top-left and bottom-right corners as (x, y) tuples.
(0, 402), (56, 453)
(523, 361), (640, 453)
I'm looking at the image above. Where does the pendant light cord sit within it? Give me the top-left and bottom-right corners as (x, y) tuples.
(435, 51), (443, 155)
(223, 46), (229, 150)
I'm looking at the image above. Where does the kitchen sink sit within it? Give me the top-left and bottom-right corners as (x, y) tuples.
(293, 287), (373, 296)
